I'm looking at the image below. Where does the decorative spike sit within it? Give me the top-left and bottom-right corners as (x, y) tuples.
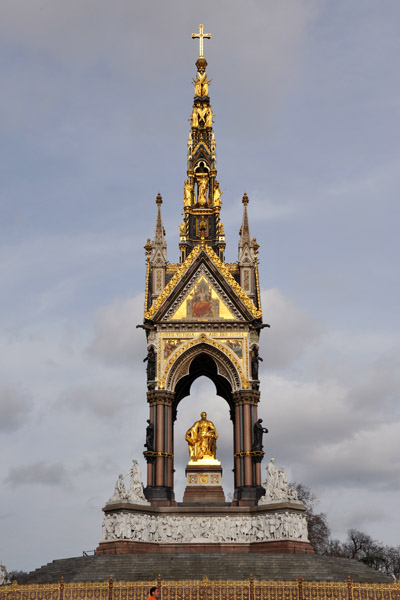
(150, 194), (167, 267)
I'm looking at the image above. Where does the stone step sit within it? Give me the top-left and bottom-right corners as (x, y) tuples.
(19, 554), (392, 584)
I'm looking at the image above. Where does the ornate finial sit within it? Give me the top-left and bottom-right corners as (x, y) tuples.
(191, 24), (211, 59)
(242, 193), (249, 206)
(156, 193), (162, 206)
(253, 237), (260, 255)
(144, 238), (152, 256)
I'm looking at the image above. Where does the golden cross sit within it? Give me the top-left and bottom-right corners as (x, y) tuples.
(191, 24), (211, 58)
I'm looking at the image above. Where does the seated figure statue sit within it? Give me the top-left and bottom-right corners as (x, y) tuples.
(185, 411), (218, 461)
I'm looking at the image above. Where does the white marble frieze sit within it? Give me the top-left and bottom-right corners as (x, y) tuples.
(102, 511), (308, 544)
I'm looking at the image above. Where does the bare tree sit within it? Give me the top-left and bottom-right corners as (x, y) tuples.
(293, 483), (331, 555)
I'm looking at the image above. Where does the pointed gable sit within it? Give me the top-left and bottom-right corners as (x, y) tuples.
(144, 245), (261, 322)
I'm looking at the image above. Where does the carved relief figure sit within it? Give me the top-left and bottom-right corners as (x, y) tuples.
(185, 411), (218, 461)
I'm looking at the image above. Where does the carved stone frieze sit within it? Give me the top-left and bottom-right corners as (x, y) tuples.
(102, 511), (309, 544)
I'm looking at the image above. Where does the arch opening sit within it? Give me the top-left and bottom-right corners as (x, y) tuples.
(173, 375), (234, 502)
(173, 352), (234, 420)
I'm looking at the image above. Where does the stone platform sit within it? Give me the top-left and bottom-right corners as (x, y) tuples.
(20, 553), (392, 584)
(99, 500), (313, 554)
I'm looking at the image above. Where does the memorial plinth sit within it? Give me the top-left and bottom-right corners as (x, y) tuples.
(183, 458), (225, 503)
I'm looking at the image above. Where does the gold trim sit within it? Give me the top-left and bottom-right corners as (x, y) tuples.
(234, 451), (264, 458)
(204, 246), (262, 319)
(144, 256), (151, 313)
(159, 333), (248, 390)
(144, 246), (201, 319)
(145, 245), (262, 321)
(143, 451), (173, 458)
(254, 259), (262, 313)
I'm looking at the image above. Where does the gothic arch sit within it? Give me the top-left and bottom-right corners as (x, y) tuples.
(165, 341), (243, 398)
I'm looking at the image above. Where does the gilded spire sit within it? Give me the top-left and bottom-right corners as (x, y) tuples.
(178, 26), (225, 262)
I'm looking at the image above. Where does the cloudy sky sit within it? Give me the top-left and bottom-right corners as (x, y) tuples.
(1, 0), (399, 573)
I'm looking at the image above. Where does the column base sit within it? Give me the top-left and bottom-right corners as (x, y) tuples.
(144, 486), (176, 506)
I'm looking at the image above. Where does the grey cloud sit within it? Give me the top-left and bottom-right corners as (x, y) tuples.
(4, 461), (69, 488)
(346, 352), (400, 415)
(57, 384), (133, 420)
(87, 295), (145, 367)
(0, 386), (32, 433)
(260, 288), (324, 369)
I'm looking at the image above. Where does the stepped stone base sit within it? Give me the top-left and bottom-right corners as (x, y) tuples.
(20, 553), (393, 584)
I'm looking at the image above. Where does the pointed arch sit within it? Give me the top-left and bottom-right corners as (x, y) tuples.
(164, 341), (243, 398)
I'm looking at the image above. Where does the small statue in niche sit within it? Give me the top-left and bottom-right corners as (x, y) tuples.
(197, 105), (207, 121)
(213, 180), (224, 207)
(251, 346), (263, 380)
(191, 107), (199, 128)
(143, 346), (156, 381)
(197, 175), (209, 206)
(205, 107), (213, 127)
(184, 180), (193, 207)
(144, 419), (154, 452)
(252, 418), (268, 452)
(193, 71), (210, 97)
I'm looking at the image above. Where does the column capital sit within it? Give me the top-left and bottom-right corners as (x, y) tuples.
(147, 390), (174, 406)
(232, 389), (260, 405)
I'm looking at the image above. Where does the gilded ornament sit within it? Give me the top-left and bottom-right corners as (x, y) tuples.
(145, 246), (201, 320)
(213, 181), (223, 207)
(185, 411), (218, 461)
(204, 246), (262, 319)
(191, 24), (212, 59)
(197, 174), (209, 206)
(183, 180), (193, 207)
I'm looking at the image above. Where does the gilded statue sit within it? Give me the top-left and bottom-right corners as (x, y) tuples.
(205, 107), (213, 127)
(179, 221), (186, 235)
(184, 180), (193, 207)
(191, 107), (199, 128)
(185, 411), (218, 461)
(197, 105), (208, 125)
(197, 174), (208, 206)
(193, 71), (209, 97)
(213, 180), (223, 206)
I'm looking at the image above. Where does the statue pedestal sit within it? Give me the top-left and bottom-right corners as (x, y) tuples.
(182, 459), (226, 504)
